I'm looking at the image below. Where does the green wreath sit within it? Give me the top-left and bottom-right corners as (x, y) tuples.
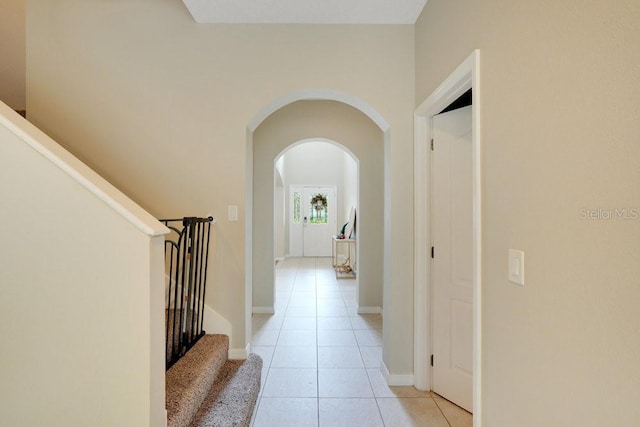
(310, 194), (328, 220)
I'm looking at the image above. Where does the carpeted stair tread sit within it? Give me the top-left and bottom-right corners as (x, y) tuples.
(166, 334), (229, 427)
(190, 354), (263, 427)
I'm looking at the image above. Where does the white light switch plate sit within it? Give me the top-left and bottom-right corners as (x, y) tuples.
(508, 249), (525, 286)
(228, 205), (238, 221)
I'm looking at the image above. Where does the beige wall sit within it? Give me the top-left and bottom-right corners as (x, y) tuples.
(342, 149), (359, 224)
(24, 0), (640, 419)
(274, 167), (285, 259)
(26, 0), (416, 368)
(0, 0), (26, 109)
(416, 0), (640, 424)
(253, 101), (384, 312)
(0, 110), (166, 426)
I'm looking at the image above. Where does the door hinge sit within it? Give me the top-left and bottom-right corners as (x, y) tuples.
(431, 354), (434, 367)
(430, 139), (434, 151)
(431, 246), (434, 259)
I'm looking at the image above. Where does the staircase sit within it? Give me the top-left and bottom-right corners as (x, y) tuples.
(166, 334), (262, 427)
(162, 217), (262, 426)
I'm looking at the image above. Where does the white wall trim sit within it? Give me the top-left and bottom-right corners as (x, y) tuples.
(252, 306), (275, 314)
(357, 306), (382, 314)
(275, 137), (359, 164)
(228, 343), (250, 360)
(247, 88), (390, 133)
(413, 50), (482, 425)
(380, 361), (414, 386)
(245, 127), (254, 359)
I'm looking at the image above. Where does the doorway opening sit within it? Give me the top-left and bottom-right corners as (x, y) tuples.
(246, 95), (388, 399)
(275, 140), (358, 262)
(414, 50), (482, 424)
(249, 99), (385, 327)
(431, 104), (473, 412)
(287, 185), (337, 257)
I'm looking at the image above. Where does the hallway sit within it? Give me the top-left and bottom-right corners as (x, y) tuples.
(250, 257), (471, 426)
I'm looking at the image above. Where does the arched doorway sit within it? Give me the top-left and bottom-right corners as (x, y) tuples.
(275, 139), (358, 262)
(246, 95), (388, 348)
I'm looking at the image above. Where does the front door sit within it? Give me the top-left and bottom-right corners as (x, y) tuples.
(431, 105), (473, 412)
(302, 186), (336, 257)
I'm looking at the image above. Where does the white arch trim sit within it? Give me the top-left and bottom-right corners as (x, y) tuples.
(274, 137), (359, 166)
(245, 88), (391, 362)
(247, 88), (390, 133)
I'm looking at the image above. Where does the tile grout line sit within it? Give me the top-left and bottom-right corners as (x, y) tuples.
(357, 292), (387, 426)
(253, 258), (295, 426)
(315, 258), (321, 427)
(431, 394), (454, 427)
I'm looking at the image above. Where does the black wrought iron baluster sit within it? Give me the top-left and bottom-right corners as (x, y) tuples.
(161, 216), (214, 370)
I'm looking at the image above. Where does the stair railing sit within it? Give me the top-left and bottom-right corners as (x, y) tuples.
(161, 216), (215, 370)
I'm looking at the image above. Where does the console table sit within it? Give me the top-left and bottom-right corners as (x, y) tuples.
(332, 236), (356, 279)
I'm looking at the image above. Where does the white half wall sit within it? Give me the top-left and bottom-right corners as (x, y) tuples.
(0, 104), (168, 426)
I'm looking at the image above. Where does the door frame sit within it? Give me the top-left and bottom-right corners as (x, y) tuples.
(413, 50), (481, 424)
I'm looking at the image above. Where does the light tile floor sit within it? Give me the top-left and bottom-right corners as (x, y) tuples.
(250, 257), (472, 427)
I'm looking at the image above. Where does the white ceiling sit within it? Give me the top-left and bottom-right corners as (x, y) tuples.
(182, 0), (428, 24)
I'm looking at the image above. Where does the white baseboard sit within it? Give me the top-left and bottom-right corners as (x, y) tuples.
(380, 360), (415, 386)
(357, 306), (382, 315)
(253, 306), (275, 314)
(229, 343), (250, 360)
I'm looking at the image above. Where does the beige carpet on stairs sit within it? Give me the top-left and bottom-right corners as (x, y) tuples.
(191, 354), (263, 427)
(166, 334), (262, 427)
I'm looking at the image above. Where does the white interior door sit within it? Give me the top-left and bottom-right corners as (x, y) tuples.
(432, 105), (473, 412)
(302, 186), (336, 257)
